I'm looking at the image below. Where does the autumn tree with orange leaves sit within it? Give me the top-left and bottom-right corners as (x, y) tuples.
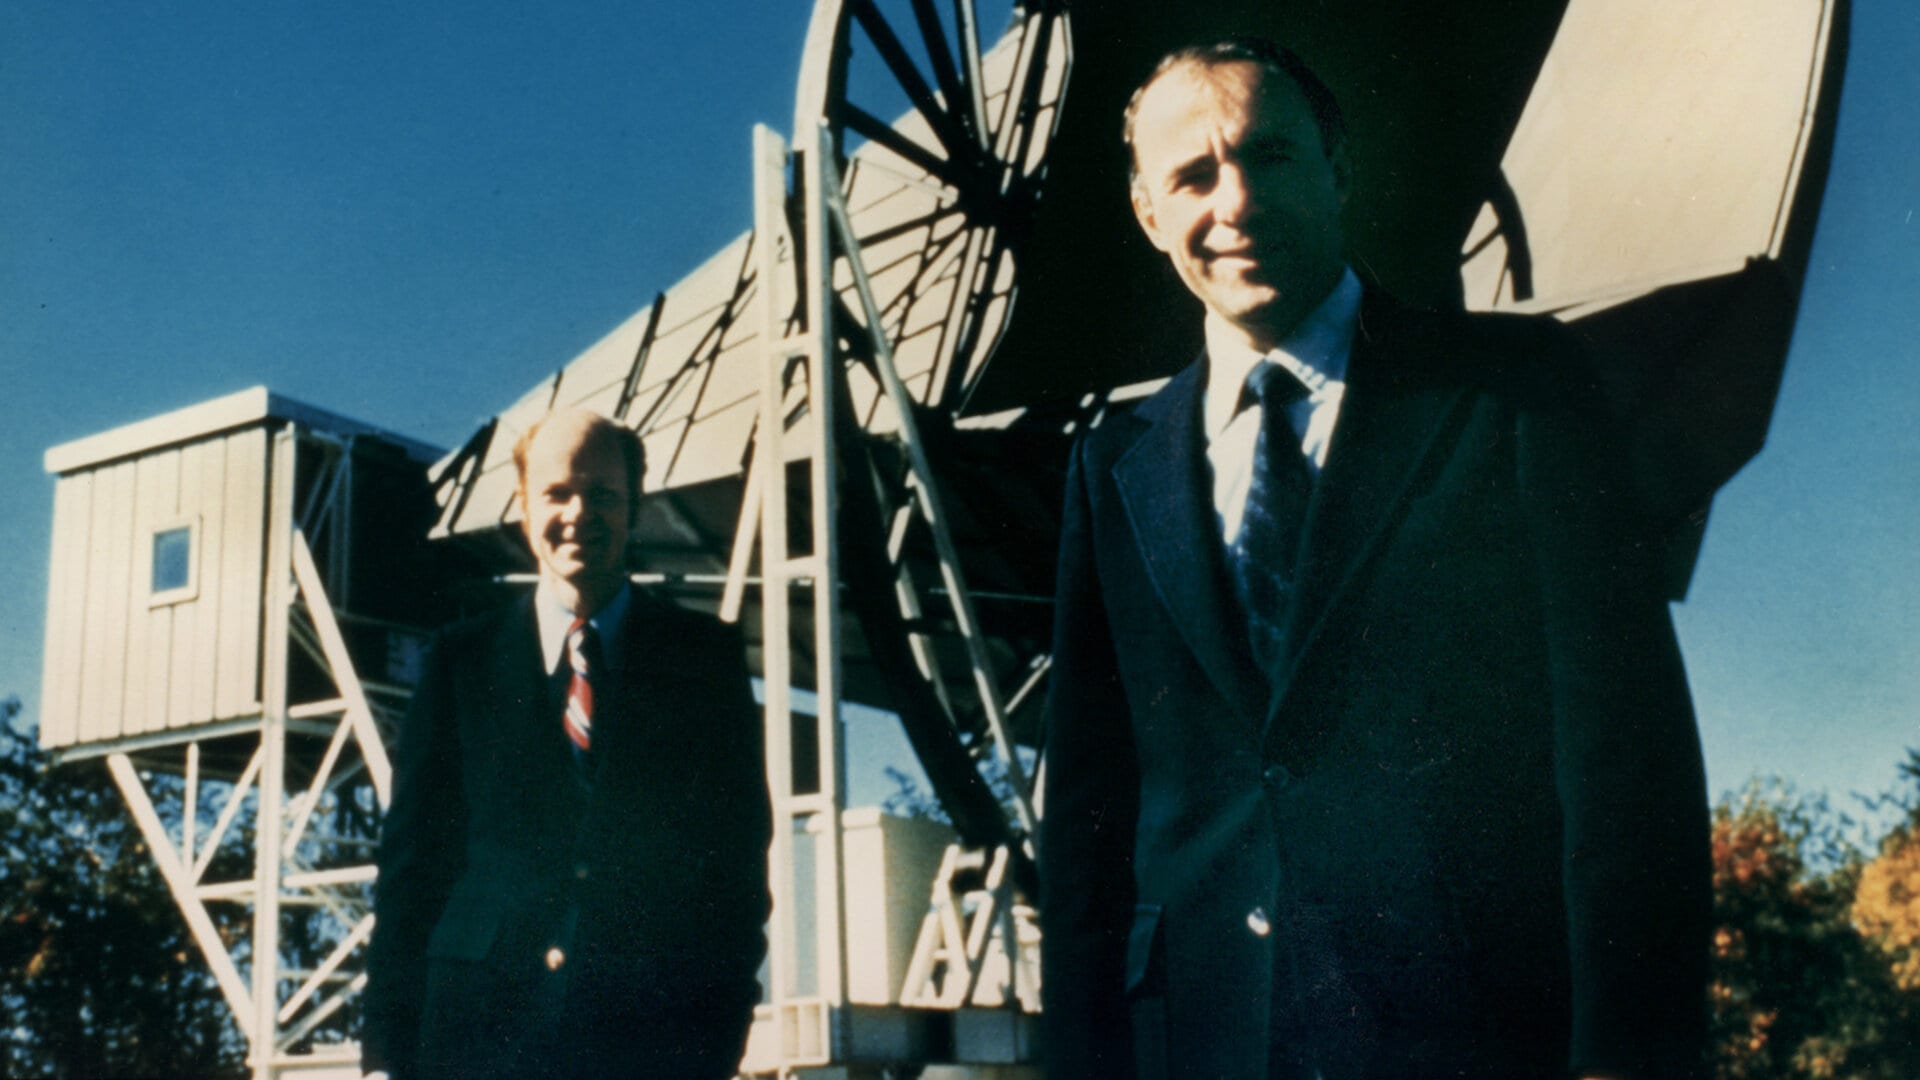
(1708, 757), (1920, 1079)
(1851, 755), (1920, 996)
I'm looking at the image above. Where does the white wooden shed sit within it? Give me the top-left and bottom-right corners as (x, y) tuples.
(40, 386), (441, 759)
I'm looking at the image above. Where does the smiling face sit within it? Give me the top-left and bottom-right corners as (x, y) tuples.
(1128, 59), (1350, 351)
(517, 410), (635, 614)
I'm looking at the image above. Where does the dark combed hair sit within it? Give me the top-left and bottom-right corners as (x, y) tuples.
(1122, 36), (1347, 183)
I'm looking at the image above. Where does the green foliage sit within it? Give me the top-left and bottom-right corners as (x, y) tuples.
(1709, 766), (1920, 1079)
(881, 742), (1034, 827)
(0, 696), (246, 1079)
(881, 765), (951, 823)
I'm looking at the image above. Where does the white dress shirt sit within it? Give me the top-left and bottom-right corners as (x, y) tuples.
(533, 579), (631, 697)
(1203, 267), (1362, 545)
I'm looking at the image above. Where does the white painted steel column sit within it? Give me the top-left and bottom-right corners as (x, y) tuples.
(749, 119), (857, 1070)
(802, 120), (852, 1054)
(749, 123), (801, 1059)
(252, 427), (297, 1079)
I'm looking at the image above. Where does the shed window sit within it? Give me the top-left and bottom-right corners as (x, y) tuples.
(151, 523), (198, 604)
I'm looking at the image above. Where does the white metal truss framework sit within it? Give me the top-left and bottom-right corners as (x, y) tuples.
(740, 109), (1045, 1072)
(899, 845), (1039, 1010)
(745, 118), (851, 1067)
(101, 429), (408, 1080)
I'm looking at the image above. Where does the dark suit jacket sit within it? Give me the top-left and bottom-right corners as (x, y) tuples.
(1038, 292), (1711, 1079)
(362, 589), (772, 1080)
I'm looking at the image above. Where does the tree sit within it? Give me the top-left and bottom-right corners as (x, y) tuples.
(881, 765), (951, 823)
(1854, 829), (1920, 991)
(1852, 751), (1920, 992)
(0, 696), (245, 1078)
(881, 744), (1034, 827)
(1708, 773), (1920, 1078)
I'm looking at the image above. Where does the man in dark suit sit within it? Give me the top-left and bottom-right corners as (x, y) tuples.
(362, 407), (771, 1080)
(1038, 38), (1711, 1079)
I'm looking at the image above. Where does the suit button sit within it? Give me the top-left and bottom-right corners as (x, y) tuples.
(1246, 907), (1272, 937)
(1263, 764), (1291, 790)
(545, 947), (566, 971)
(574, 863), (590, 881)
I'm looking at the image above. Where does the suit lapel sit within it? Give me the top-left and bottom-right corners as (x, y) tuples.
(488, 597), (549, 729)
(594, 590), (665, 767)
(484, 598), (583, 794)
(1265, 296), (1475, 742)
(1113, 362), (1270, 728)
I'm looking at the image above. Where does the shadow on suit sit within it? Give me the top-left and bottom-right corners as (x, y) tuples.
(1039, 291), (1710, 1079)
(363, 589), (771, 1080)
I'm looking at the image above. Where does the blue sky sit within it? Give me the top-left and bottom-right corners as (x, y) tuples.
(2, 2), (1914, 816)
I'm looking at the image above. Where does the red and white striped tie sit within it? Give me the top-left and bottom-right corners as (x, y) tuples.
(563, 618), (596, 752)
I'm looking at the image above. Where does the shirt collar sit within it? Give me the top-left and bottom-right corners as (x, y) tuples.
(1203, 266), (1362, 440)
(534, 579), (632, 676)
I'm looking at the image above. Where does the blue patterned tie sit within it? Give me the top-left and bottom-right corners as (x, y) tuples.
(1230, 362), (1312, 680)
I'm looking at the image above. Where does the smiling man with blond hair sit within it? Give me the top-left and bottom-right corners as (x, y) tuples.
(363, 407), (770, 1080)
